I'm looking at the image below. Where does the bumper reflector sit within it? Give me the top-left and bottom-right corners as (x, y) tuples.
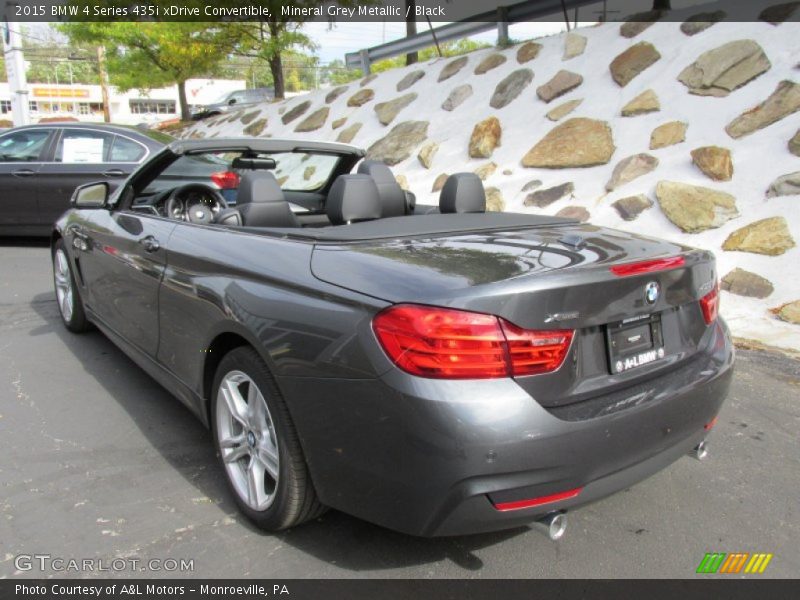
(493, 487), (583, 512)
(704, 416), (718, 431)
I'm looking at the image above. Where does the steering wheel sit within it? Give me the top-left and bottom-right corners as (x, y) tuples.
(164, 183), (228, 224)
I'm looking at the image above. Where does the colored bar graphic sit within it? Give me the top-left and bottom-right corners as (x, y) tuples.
(698, 552), (773, 574)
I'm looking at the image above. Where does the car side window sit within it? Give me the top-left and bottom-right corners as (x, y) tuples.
(54, 130), (113, 163)
(0, 129), (51, 162)
(110, 135), (147, 163)
(229, 92), (247, 104)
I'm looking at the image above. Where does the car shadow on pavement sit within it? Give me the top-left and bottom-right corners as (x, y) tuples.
(30, 291), (531, 572)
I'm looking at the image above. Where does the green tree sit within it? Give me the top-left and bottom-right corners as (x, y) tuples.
(321, 59), (362, 86)
(59, 22), (239, 120)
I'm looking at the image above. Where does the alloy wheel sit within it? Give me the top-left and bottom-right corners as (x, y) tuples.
(215, 370), (280, 511)
(54, 249), (74, 323)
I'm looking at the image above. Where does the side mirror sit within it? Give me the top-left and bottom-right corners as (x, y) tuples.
(72, 181), (109, 208)
(228, 98), (237, 105)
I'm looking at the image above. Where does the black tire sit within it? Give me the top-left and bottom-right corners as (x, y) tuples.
(211, 346), (325, 531)
(52, 238), (90, 333)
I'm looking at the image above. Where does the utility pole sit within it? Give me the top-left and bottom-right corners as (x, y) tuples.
(2, 20), (31, 126)
(96, 46), (111, 123)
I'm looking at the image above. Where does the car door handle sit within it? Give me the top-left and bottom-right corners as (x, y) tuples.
(140, 236), (160, 253)
(12, 169), (36, 178)
(103, 169), (125, 178)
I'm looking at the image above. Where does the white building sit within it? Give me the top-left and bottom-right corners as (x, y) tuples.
(0, 78), (246, 125)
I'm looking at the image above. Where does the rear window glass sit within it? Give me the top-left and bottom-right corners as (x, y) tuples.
(110, 136), (147, 162)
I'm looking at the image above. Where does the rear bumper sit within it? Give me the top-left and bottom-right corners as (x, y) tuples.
(280, 318), (734, 536)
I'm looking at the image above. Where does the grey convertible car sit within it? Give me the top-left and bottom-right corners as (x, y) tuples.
(52, 138), (734, 538)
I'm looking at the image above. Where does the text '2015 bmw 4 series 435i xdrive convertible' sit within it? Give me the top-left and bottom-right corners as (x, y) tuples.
(51, 138), (733, 538)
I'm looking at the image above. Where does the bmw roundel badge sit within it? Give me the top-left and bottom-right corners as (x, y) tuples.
(644, 281), (660, 305)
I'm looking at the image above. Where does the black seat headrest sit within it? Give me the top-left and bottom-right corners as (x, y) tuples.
(237, 171), (284, 205)
(357, 160), (407, 217)
(439, 173), (486, 214)
(327, 174), (381, 225)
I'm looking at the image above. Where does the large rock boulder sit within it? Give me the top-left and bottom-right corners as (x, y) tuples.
(524, 182), (574, 208)
(606, 153), (659, 191)
(336, 122), (362, 144)
(281, 100), (311, 124)
(485, 187), (506, 212)
(721, 268), (774, 298)
(612, 194), (654, 221)
(397, 70), (425, 92)
(243, 118), (267, 137)
(759, 2), (800, 25)
(691, 146), (734, 181)
(347, 88), (375, 107)
(474, 53), (507, 74)
(678, 40), (771, 97)
(620, 11), (663, 38)
(517, 41), (542, 64)
(656, 181), (739, 233)
(417, 142), (439, 169)
(522, 118), (615, 169)
(325, 86), (349, 103)
(438, 56), (469, 82)
(788, 129), (800, 156)
(775, 301), (800, 325)
(490, 69), (534, 109)
(556, 206), (590, 222)
(610, 42), (662, 87)
(374, 93), (417, 126)
(681, 11), (726, 36)
(547, 99), (583, 121)
(726, 80), (800, 138)
(563, 33), (587, 60)
(537, 70), (583, 103)
(442, 84), (473, 111)
(469, 117), (502, 158)
(474, 162), (497, 180)
(722, 217), (795, 255)
(621, 89), (660, 116)
(766, 171), (800, 197)
(432, 173), (449, 192)
(240, 110), (261, 125)
(331, 117), (347, 130)
(294, 107), (329, 132)
(365, 121), (429, 166)
(650, 121), (688, 149)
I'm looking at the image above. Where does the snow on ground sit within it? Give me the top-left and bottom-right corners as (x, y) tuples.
(185, 9), (800, 351)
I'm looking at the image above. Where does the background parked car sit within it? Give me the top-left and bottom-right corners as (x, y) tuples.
(0, 123), (241, 236)
(190, 88), (273, 120)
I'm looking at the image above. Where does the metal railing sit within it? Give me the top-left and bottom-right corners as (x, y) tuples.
(344, 0), (600, 73)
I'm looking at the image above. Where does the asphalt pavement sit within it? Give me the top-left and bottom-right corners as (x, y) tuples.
(1, 238), (798, 579)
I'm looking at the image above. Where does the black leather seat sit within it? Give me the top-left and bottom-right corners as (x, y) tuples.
(357, 160), (408, 217)
(326, 174), (382, 225)
(439, 173), (486, 213)
(215, 171), (300, 228)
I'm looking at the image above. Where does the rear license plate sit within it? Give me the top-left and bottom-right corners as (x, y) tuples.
(606, 314), (665, 374)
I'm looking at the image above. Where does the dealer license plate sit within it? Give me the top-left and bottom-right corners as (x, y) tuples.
(606, 313), (665, 374)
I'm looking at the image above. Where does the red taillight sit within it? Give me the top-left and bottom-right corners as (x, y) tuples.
(610, 256), (685, 277)
(493, 487), (583, 512)
(500, 320), (574, 377)
(210, 170), (240, 190)
(372, 304), (573, 380)
(700, 282), (719, 325)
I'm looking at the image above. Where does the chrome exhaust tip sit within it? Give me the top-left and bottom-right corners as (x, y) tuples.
(690, 440), (709, 461)
(539, 512), (567, 541)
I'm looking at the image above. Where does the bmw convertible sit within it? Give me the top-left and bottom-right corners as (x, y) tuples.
(51, 138), (734, 538)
